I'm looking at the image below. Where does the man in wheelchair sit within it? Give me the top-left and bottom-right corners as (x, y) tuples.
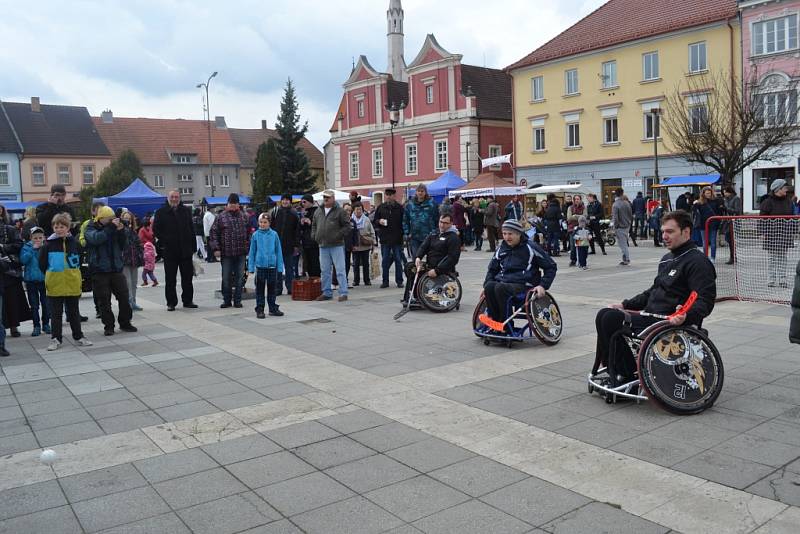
(593, 210), (716, 382)
(401, 213), (461, 306)
(480, 220), (557, 332)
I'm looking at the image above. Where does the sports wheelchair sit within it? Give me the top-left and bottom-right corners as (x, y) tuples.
(471, 289), (563, 348)
(587, 293), (724, 415)
(394, 262), (462, 320)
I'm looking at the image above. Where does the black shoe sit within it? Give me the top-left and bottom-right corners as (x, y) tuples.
(80, 315), (88, 322)
(220, 303), (232, 309)
(10, 329), (20, 338)
(353, 282), (360, 286)
(380, 282), (389, 288)
(396, 283), (403, 288)
(120, 324), (138, 333)
(364, 281), (371, 286)
(256, 311), (266, 319)
(183, 303), (198, 309)
(269, 310), (284, 317)
(104, 329), (114, 336)
(233, 302), (243, 308)
(568, 262), (576, 267)
(167, 306), (176, 311)
(602, 251), (607, 255)
(725, 259), (734, 265)
(0, 347), (9, 357)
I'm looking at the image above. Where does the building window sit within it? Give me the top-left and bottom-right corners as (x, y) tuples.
(349, 152), (359, 179)
(753, 14), (799, 55)
(178, 174), (192, 182)
(0, 163), (8, 186)
(603, 118), (619, 144)
(372, 148), (383, 178)
(689, 42), (707, 73)
(81, 164), (95, 185)
(219, 174), (229, 187)
(153, 175), (164, 188)
(357, 100), (365, 118)
(644, 112), (661, 139)
(565, 69), (579, 95)
(643, 52), (659, 81)
(179, 187), (193, 195)
(31, 164), (45, 185)
(175, 154), (192, 164)
(601, 61), (617, 88)
(204, 175), (211, 187)
(488, 145), (502, 169)
(57, 164), (71, 185)
(426, 85), (434, 104)
(566, 123), (580, 148)
(690, 104), (708, 134)
(531, 76), (544, 101)
(533, 128), (546, 151)
(434, 139), (448, 170)
(756, 91), (798, 127)
(406, 144), (418, 174)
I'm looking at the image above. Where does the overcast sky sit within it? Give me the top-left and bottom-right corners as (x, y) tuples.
(0, 0), (606, 149)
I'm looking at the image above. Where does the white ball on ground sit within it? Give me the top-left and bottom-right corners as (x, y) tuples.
(39, 449), (57, 465)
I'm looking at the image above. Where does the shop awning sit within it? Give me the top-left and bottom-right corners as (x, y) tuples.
(652, 174), (721, 188)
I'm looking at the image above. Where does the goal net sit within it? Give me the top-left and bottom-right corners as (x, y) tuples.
(711, 215), (800, 305)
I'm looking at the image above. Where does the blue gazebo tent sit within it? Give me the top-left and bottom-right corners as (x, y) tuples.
(93, 178), (166, 218)
(652, 174), (721, 188)
(268, 195), (304, 203)
(202, 195), (252, 206)
(427, 170), (467, 199)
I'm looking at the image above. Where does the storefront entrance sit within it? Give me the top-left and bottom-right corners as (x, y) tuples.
(601, 179), (622, 217)
(752, 167), (795, 211)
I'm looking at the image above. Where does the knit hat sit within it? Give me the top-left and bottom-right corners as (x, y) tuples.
(227, 193), (240, 204)
(95, 206), (115, 221)
(770, 178), (787, 193)
(301, 194), (314, 203)
(502, 219), (524, 234)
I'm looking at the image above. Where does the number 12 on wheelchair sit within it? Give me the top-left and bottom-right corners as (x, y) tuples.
(587, 291), (725, 415)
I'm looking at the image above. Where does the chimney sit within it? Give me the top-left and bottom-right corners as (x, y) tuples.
(101, 109), (113, 123)
(214, 116), (226, 129)
(261, 120), (267, 130)
(31, 97), (40, 112)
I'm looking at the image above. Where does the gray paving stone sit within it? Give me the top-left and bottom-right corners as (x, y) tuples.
(238, 519), (304, 533)
(138, 388), (201, 409)
(34, 420), (104, 447)
(719, 394), (795, 418)
(175, 371), (230, 388)
(511, 404), (590, 431)
(475, 375), (537, 393)
(190, 380), (250, 398)
(257, 381), (316, 400)
(72, 486), (171, 533)
(220, 364), (274, 380)
(746, 419), (800, 446)
(689, 407), (768, 432)
(429, 457), (528, 497)
(325, 453), (419, 493)
(0, 505), (82, 534)
(97, 410), (164, 434)
(59, 464), (148, 503)
(293, 436), (376, 470)
(10, 378), (62, 394)
(556, 418), (642, 449)
(237, 372), (293, 389)
(365, 475), (471, 522)
(712, 434), (800, 468)
(386, 438), (476, 472)
(161, 364), (213, 380)
(0, 431), (39, 455)
(134, 448), (218, 484)
(114, 372), (171, 388)
(202, 434), (282, 465)
(0, 396), (17, 409)
(0, 480), (67, 520)
(541, 502), (669, 534)
(154, 400), (218, 421)
(256, 471), (356, 516)
(97, 512), (191, 533)
(610, 433), (705, 468)
(481, 476), (592, 526)
(177, 491), (280, 534)
(292, 496), (404, 534)
(471, 394), (537, 417)
(125, 380), (186, 398)
(209, 390), (270, 411)
(435, 384), (499, 404)
(26, 408), (92, 432)
(348, 422), (430, 453)
(227, 451), (316, 489)
(86, 399), (149, 420)
(0, 418), (30, 439)
(673, 450), (775, 490)
(412, 499), (530, 534)
(20, 396), (82, 417)
(76, 388), (136, 408)
(153, 467), (248, 510)
(318, 409), (394, 434)
(649, 419), (739, 450)
(263, 420), (340, 449)
(14, 386), (73, 405)
(747, 469), (800, 506)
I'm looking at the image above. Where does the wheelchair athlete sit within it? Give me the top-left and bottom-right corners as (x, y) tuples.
(401, 213), (461, 305)
(594, 210), (716, 380)
(481, 220), (557, 330)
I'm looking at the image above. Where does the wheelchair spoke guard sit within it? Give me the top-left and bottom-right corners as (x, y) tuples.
(526, 292), (563, 345)
(418, 274), (462, 313)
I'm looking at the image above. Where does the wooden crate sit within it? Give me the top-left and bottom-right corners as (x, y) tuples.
(292, 277), (321, 301)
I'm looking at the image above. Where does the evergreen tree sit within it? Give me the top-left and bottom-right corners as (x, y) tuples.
(275, 78), (315, 194)
(79, 149), (144, 217)
(252, 139), (283, 210)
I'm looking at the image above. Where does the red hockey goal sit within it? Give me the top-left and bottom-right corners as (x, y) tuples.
(708, 215), (800, 305)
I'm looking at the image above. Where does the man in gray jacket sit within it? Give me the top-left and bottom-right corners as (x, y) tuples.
(484, 197), (501, 252)
(312, 190), (351, 301)
(612, 189), (633, 265)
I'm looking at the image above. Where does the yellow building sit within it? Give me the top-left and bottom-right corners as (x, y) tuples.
(508, 0), (740, 212)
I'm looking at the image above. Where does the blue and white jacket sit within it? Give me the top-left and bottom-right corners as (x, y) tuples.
(484, 233), (557, 288)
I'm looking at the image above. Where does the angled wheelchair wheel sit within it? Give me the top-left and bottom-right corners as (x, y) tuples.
(525, 291), (563, 345)
(606, 234), (616, 246)
(471, 296), (488, 337)
(417, 273), (462, 313)
(638, 325), (724, 415)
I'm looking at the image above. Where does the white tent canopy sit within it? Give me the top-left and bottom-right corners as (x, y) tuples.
(312, 189), (350, 202)
(527, 184), (592, 195)
(448, 186), (527, 198)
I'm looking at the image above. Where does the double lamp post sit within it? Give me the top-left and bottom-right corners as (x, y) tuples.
(197, 71), (218, 198)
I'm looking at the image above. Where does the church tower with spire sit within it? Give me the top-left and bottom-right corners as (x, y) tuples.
(387, 0), (407, 81)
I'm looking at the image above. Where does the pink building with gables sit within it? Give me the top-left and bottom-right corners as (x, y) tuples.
(327, 0), (512, 202)
(740, 0), (800, 211)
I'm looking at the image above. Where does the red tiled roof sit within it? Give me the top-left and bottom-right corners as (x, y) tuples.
(506, 0), (738, 71)
(228, 127), (324, 170)
(92, 116), (240, 165)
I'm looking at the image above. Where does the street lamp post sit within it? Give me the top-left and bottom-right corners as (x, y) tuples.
(384, 101), (407, 189)
(196, 71), (218, 197)
(651, 108), (661, 205)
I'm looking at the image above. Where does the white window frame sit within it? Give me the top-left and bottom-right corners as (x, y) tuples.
(533, 127), (546, 152)
(405, 143), (418, 175)
(601, 61), (617, 89)
(81, 164), (95, 185)
(756, 90), (798, 127)
(175, 154), (192, 164)
(0, 163), (8, 186)
(434, 139), (448, 171)
(752, 14), (799, 56)
(178, 173), (192, 182)
(153, 175), (165, 188)
(372, 148), (383, 178)
(642, 51), (659, 81)
(565, 69), (579, 95)
(204, 175), (211, 187)
(31, 164), (46, 186)
(426, 85), (434, 104)
(531, 76), (544, 101)
(689, 41), (707, 73)
(219, 174), (230, 188)
(566, 122), (581, 148)
(349, 152), (359, 179)
(603, 117), (619, 144)
(644, 113), (661, 140)
(690, 104), (709, 134)
(357, 100), (365, 118)
(488, 145), (502, 170)
(179, 187), (193, 196)
(57, 164), (71, 185)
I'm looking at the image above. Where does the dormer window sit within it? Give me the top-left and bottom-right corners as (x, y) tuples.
(174, 154), (194, 164)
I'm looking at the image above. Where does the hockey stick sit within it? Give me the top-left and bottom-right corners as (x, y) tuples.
(394, 269), (421, 321)
(636, 291), (698, 320)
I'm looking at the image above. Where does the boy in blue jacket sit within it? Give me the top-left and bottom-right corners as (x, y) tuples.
(20, 227), (50, 337)
(482, 220), (557, 328)
(248, 213), (285, 319)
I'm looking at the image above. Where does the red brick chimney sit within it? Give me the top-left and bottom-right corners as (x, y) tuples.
(31, 97), (40, 112)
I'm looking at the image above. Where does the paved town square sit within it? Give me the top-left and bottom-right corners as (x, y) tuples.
(0, 244), (798, 534)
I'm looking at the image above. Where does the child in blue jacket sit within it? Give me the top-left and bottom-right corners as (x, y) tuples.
(248, 213), (285, 319)
(20, 227), (49, 336)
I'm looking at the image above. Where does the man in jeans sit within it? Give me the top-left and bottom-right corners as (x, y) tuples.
(312, 190), (350, 302)
(271, 194), (300, 295)
(373, 188), (405, 288)
(209, 193), (250, 308)
(612, 189), (633, 266)
(632, 191), (647, 238)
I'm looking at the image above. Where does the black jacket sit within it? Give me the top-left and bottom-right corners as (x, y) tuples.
(543, 200), (562, 232)
(676, 195), (690, 212)
(373, 200), (405, 246)
(416, 229), (460, 276)
(271, 206), (300, 252)
(299, 206), (318, 248)
(622, 241), (716, 327)
(153, 202), (195, 261)
(36, 202), (77, 236)
(791, 259), (800, 344)
(587, 200), (604, 221)
(485, 234), (557, 288)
